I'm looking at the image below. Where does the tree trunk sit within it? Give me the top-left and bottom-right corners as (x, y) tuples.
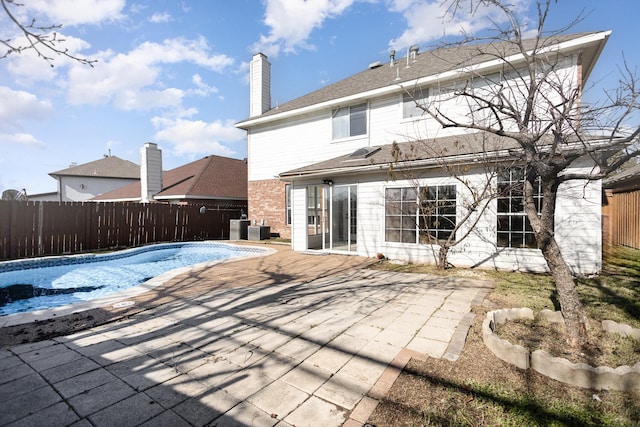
(524, 173), (589, 348)
(539, 237), (589, 348)
(437, 245), (449, 270)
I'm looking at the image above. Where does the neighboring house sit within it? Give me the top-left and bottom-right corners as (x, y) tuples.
(236, 31), (612, 274)
(602, 163), (640, 250)
(94, 142), (248, 207)
(49, 155), (140, 202)
(27, 191), (58, 202)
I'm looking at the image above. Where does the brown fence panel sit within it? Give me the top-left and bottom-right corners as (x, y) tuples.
(0, 200), (244, 261)
(608, 189), (640, 250)
(0, 202), (10, 259)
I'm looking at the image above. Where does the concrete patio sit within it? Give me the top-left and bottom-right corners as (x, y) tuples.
(0, 244), (491, 426)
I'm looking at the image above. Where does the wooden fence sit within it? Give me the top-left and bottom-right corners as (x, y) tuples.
(602, 189), (640, 250)
(0, 201), (245, 260)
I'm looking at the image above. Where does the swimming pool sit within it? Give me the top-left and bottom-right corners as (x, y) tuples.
(0, 242), (270, 317)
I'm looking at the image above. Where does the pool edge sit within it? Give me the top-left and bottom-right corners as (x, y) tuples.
(0, 242), (276, 328)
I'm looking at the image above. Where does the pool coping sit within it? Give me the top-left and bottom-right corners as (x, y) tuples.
(0, 242), (276, 328)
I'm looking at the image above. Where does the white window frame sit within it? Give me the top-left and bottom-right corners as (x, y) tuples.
(385, 185), (457, 244)
(496, 167), (542, 248)
(332, 102), (367, 140)
(402, 88), (429, 119)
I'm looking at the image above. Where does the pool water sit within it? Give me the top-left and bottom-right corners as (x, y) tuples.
(0, 242), (262, 316)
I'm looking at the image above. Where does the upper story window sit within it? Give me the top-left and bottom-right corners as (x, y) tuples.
(402, 88), (429, 119)
(332, 103), (367, 140)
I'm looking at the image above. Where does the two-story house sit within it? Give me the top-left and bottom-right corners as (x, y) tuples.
(49, 155), (140, 202)
(236, 31), (611, 274)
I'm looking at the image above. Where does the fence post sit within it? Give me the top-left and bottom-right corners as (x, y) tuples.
(37, 202), (44, 256)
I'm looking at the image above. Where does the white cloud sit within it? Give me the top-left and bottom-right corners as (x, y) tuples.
(252, 0), (532, 57)
(0, 87), (52, 129)
(190, 74), (219, 96)
(115, 88), (185, 111)
(66, 37), (234, 111)
(151, 117), (245, 156)
(0, 132), (44, 147)
(130, 3), (148, 14)
(24, 0), (126, 26)
(0, 87), (50, 148)
(254, 0), (356, 57)
(149, 12), (172, 23)
(387, 0), (532, 50)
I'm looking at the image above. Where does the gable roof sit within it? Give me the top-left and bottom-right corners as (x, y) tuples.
(92, 155), (247, 202)
(49, 156), (140, 179)
(237, 31), (610, 129)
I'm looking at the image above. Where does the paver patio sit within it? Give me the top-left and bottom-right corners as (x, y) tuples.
(0, 244), (491, 426)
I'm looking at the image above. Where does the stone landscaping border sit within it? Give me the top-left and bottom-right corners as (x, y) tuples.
(482, 308), (640, 391)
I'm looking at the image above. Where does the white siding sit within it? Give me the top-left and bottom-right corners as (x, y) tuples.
(248, 111), (370, 181)
(554, 160), (602, 273)
(247, 90), (481, 182)
(290, 183), (308, 251)
(59, 176), (138, 202)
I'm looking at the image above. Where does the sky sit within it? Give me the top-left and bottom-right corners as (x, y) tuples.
(1, 0), (639, 195)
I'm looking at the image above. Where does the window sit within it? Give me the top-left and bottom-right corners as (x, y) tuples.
(496, 167), (542, 248)
(403, 88), (429, 118)
(419, 185), (457, 242)
(385, 188), (418, 243)
(285, 184), (292, 226)
(385, 185), (457, 244)
(332, 103), (367, 139)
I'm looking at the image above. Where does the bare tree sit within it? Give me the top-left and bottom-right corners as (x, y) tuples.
(419, 0), (640, 347)
(1, 0), (96, 66)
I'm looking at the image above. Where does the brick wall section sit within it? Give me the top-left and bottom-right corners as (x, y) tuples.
(248, 179), (290, 239)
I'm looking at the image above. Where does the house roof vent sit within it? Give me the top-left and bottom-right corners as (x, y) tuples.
(368, 61), (382, 69)
(409, 45), (419, 59)
(348, 146), (381, 159)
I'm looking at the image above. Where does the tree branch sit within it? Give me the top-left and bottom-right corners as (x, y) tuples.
(1, 0), (96, 67)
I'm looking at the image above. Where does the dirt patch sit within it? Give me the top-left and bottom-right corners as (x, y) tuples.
(0, 308), (135, 347)
(495, 316), (640, 367)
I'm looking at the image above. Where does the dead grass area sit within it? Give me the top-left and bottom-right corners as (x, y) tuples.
(496, 317), (640, 367)
(368, 306), (640, 426)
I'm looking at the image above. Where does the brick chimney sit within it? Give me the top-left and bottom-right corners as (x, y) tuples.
(140, 142), (162, 203)
(250, 53), (271, 117)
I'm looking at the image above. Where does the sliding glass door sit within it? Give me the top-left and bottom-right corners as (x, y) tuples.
(322, 184), (357, 253)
